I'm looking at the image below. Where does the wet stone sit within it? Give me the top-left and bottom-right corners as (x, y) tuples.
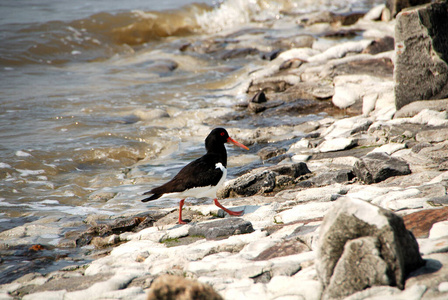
(188, 218), (255, 240)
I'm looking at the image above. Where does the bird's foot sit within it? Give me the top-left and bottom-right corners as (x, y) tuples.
(213, 199), (244, 216)
(225, 209), (244, 216)
(177, 219), (188, 225)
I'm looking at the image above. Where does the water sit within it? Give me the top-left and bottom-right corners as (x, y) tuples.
(0, 0), (381, 283)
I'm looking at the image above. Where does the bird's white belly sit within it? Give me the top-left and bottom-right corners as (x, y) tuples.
(161, 163), (227, 200)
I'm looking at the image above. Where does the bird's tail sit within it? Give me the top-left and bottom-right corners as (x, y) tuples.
(141, 192), (162, 202)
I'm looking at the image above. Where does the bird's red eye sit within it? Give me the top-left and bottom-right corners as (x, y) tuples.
(220, 132), (225, 136)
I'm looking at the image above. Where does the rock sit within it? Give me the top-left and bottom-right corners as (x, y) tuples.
(146, 275), (223, 300)
(429, 220), (448, 239)
(188, 218), (254, 240)
(322, 116), (373, 139)
(253, 238), (310, 261)
(394, 99), (448, 118)
(222, 170), (276, 198)
(404, 253), (448, 298)
(220, 163), (311, 198)
(394, 2), (448, 109)
(385, 0), (431, 20)
(316, 197), (424, 299)
(353, 152), (411, 184)
(416, 128), (448, 143)
(362, 36), (395, 55)
(220, 48), (259, 60)
(250, 90), (267, 103)
(325, 236), (391, 299)
(257, 146), (286, 160)
(403, 207), (448, 238)
(301, 169), (355, 188)
(318, 137), (357, 152)
(275, 201), (332, 224)
(370, 143), (406, 155)
(269, 163), (311, 178)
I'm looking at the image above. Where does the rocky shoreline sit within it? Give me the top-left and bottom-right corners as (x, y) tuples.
(2, 3), (448, 300)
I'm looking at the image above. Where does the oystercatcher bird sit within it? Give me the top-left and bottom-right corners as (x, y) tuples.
(141, 128), (249, 224)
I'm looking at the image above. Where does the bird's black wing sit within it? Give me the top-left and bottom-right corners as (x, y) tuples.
(142, 153), (223, 202)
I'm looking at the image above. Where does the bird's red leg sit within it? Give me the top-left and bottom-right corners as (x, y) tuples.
(213, 199), (244, 216)
(178, 199), (187, 224)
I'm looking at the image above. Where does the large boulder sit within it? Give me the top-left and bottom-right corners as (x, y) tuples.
(316, 197), (424, 299)
(394, 2), (448, 109)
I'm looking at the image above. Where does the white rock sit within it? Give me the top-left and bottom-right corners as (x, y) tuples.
(91, 286), (145, 299)
(275, 202), (333, 224)
(370, 143), (406, 155)
(267, 276), (322, 300)
(308, 40), (372, 63)
(293, 185), (346, 203)
(429, 171), (448, 184)
(332, 84), (361, 108)
(439, 282), (448, 293)
(125, 226), (162, 242)
(65, 274), (139, 300)
(371, 188), (421, 208)
(22, 290), (66, 300)
(239, 236), (282, 259)
(321, 115), (373, 139)
(0, 293), (14, 300)
(429, 221), (448, 239)
(331, 74), (394, 115)
(220, 278), (268, 300)
(243, 203), (278, 229)
(347, 186), (391, 202)
(160, 224), (191, 241)
(366, 284), (427, 300)
(363, 4), (386, 21)
(288, 139), (311, 152)
(344, 286), (401, 300)
(318, 137), (357, 152)
(417, 236), (448, 255)
(291, 154), (312, 162)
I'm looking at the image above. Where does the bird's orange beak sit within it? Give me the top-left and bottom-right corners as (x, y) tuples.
(227, 137), (249, 150)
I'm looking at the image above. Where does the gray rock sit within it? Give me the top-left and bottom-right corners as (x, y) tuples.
(353, 152), (411, 184)
(316, 197), (424, 299)
(394, 2), (448, 109)
(188, 218), (254, 240)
